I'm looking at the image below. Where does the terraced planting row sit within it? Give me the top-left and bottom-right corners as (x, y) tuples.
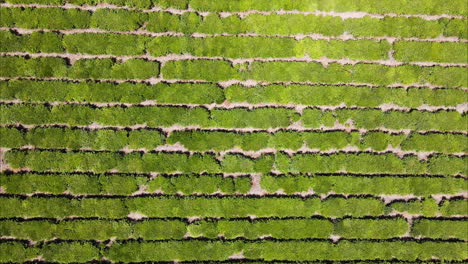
(2, 127), (467, 153)
(1, 56), (467, 87)
(1, 7), (467, 38)
(2, 31), (467, 63)
(0, 0), (466, 262)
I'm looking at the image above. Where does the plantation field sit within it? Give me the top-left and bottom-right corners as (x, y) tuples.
(0, 0), (467, 262)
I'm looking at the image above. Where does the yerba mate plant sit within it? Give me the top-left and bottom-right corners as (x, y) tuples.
(0, 0), (467, 262)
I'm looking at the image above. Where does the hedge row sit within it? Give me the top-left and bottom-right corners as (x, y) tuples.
(162, 60), (467, 88)
(2, 127), (467, 153)
(412, 219), (468, 240)
(1, 127), (166, 150)
(0, 196), (386, 218)
(4, 150), (467, 175)
(1, 31), (392, 60)
(225, 84), (468, 107)
(1, 240), (466, 262)
(0, 218), (416, 241)
(1, 8), (466, 38)
(167, 130), (467, 153)
(2, 0), (467, 14)
(0, 80), (225, 104)
(2, 172), (465, 196)
(1, 56), (465, 87)
(0, 56), (159, 79)
(2, 104), (466, 131)
(301, 108), (466, 131)
(394, 41), (468, 63)
(0, 104), (296, 129)
(1, 0), (188, 9)
(4, 31), (467, 63)
(2, 80), (467, 108)
(0, 173), (252, 195)
(1, 196), (464, 218)
(260, 175), (467, 196)
(391, 198), (467, 216)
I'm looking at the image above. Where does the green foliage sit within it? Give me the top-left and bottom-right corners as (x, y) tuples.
(0, 104), (211, 126)
(242, 240), (467, 261)
(0, 30), (64, 53)
(210, 108), (296, 129)
(0, 172), (147, 195)
(90, 9), (148, 31)
(335, 218), (409, 238)
(0, 56), (159, 79)
(302, 108), (467, 131)
(0, 127), (165, 150)
(0, 196), (386, 218)
(412, 219), (468, 240)
(0, 7), (91, 29)
(225, 84), (467, 107)
(188, 219), (333, 239)
(162, 60), (467, 88)
(283, 153), (466, 175)
(260, 175), (466, 196)
(147, 174), (251, 194)
(0, 80), (224, 104)
(1, 7), (465, 39)
(3, 149), (466, 175)
(63, 33), (148, 56)
(394, 41), (468, 63)
(1, 240), (466, 262)
(188, 0), (467, 15)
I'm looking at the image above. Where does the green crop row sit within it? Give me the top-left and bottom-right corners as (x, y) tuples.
(0, 54), (466, 88)
(260, 175), (467, 196)
(1, 196), (466, 218)
(0, 31), (392, 60)
(0, 218), (465, 241)
(2, 0), (467, 15)
(105, 240), (466, 261)
(392, 198), (467, 216)
(2, 0), (189, 9)
(0, 173), (252, 195)
(0, 218), (414, 241)
(168, 130), (468, 153)
(225, 84), (468, 107)
(412, 219), (468, 240)
(0, 80), (225, 104)
(179, 0), (468, 15)
(0, 56), (159, 79)
(301, 108), (466, 131)
(0, 104), (297, 129)
(1, 7), (466, 39)
(0, 127), (166, 150)
(2, 80), (467, 108)
(4, 31), (467, 63)
(0, 196), (385, 218)
(2, 127), (467, 153)
(394, 41), (468, 63)
(162, 60), (467, 88)
(2, 104), (466, 131)
(1, 240), (467, 262)
(4, 149), (467, 175)
(2, 172), (466, 196)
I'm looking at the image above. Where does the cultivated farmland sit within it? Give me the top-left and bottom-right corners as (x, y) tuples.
(0, 0), (467, 262)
